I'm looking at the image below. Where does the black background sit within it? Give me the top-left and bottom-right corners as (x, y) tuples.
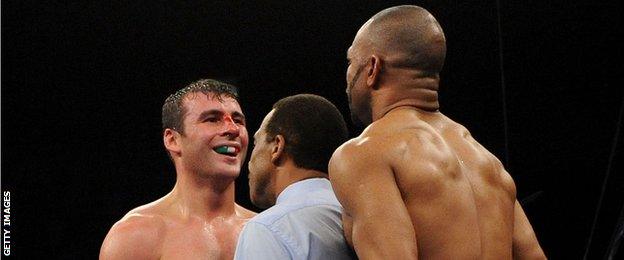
(2, 0), (623, 259)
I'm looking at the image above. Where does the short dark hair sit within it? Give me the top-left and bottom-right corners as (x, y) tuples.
(162, 79), (239, 134)
(266, 94), (348, 173)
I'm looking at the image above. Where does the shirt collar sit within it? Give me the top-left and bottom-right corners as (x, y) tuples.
(276, 178), (332, 205)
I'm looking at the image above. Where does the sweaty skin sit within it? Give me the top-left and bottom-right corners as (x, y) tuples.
(330, 5), (545, 260)
(100, 201), (254, 259)
(100, 94), (256, 260)
(331, 109), (544, 259)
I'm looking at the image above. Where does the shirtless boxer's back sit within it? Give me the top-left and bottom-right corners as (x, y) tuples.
(329, 5), (545, 259)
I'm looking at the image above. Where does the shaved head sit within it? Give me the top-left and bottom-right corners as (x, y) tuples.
(346, 5), (446, 125)
(353, 5), (446, 75)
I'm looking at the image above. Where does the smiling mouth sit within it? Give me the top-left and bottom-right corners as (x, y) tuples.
(214, 146), (239, 156)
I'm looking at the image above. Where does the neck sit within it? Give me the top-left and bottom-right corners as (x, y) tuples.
(274, 160), (327, 200)
(166, 167), (237, 219)
(372, 74), (440, 121)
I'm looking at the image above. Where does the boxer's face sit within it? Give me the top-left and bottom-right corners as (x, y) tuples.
(248, 110), (277, 209)
(176, 93), (248, 178)
(346, 37), (373, 127)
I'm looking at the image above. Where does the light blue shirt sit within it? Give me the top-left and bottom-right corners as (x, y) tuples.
(234, 178), (354, 260)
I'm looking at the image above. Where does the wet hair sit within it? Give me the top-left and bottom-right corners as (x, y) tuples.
(266, 94), (348, 173)
(162, 79), (239, 134)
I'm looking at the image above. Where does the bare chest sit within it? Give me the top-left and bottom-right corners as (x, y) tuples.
(159, 220), (245, 260)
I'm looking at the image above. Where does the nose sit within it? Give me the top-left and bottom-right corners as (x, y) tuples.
(222, 115), (240, 138)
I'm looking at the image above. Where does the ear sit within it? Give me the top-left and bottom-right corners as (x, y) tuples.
(367, 54), (382, 89)
(270, 134), (286, 165)
(163, 128), (182, 155)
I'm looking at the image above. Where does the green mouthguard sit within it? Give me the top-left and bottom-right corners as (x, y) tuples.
(215, 146), (229, 154)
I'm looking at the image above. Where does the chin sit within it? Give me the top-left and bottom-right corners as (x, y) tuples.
(222, 167), (241, 177)
(350, 112), (368, 129)
(219, 159), (243, 173)
(250, 185), (274, 209)
(205, 165), (241, 178)
(251, 195), (273, 209)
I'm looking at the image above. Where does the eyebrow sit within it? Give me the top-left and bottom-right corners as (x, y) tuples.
(197, 110), (246, 121)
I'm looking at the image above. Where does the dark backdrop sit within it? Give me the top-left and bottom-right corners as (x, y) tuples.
(2, 0), (622, 259)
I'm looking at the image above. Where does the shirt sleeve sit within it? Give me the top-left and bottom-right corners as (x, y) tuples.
(234, 221), (292, 260)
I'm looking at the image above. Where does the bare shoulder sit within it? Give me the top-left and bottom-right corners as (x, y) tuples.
(329, 121), (430, 179)
(100, 206), (167, 260)
(329, 135), (381, 185)
(330, 133), (386, 170)
(443, 115), (518, 196)
(498, 168), (517, 198)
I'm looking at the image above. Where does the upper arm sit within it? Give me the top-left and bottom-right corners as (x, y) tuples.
(512, 201), (546, 260)
(329, 140), (418, 260)
(234, 222), (291, 260)
(99, 216), (162, 260)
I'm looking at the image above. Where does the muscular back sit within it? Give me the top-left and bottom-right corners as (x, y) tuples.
(330, 108), (543, 259)
(391, 109), (515, 258)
